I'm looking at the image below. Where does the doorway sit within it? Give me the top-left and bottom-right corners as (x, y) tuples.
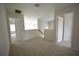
(57, 12), (73, 48)
(9, 17), (16, 44)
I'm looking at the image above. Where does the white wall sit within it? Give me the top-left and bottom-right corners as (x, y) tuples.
(64, 13), (73, 41)
(38, 20), (48, 29)
(48, 21), (54, 29)
(0, 4), (9, 55)
(15, 17), (24, 41)
(72, 6), (79, 50)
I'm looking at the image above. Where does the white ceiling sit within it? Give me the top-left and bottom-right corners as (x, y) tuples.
(5, 3), (73, 21)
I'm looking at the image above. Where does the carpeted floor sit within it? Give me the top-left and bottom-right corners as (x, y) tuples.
(9, 37), (79, 56)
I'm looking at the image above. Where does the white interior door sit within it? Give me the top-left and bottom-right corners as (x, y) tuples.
(57, 16), (64, 43)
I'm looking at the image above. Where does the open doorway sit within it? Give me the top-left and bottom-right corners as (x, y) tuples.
(9, 17), (16, 44)
(57, 12), (73, 48)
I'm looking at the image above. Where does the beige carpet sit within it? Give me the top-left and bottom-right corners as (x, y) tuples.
(9, 37), (79, 56)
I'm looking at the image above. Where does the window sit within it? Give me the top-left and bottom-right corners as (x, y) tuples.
(10, 24), (16, 37)
(24, 17), (38, 30)
(10, 24), (16, 32)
